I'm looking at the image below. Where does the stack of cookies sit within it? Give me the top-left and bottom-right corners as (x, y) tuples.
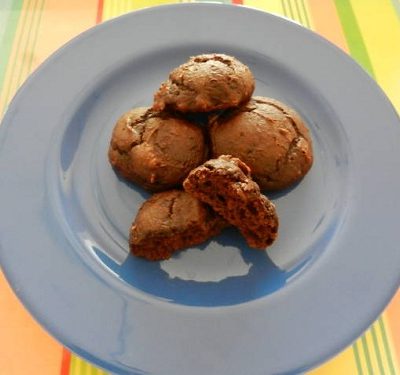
(108, 54), (313, 261)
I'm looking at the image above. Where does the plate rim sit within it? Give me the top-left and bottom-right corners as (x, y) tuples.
(1, 3), (400, 374)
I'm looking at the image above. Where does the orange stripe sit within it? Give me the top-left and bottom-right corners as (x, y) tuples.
(60, 348), (71, 375)
(96, 0), (104, 24)
(385, 291), (400, 369)
(306, 0), (349, 52)
(29, 0), (98, 72)
(0, 272), (63, 375)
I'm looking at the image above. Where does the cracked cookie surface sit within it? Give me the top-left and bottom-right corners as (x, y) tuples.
(183, 155), (278, 249)
(209, 96), (313, 191)
(153, 54), (255, 113)
(108, 107), (207, 191)
(129, 190), (228, 260)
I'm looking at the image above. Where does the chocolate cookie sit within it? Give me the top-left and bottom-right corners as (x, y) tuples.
(153, 54), (255, 113)
(183, 155), (278, 249)
(108, 107), (207, 191)
(129, 190), (228, 260)
(209, 97), (313, 191)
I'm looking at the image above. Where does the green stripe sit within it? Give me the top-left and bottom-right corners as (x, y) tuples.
(361, 334), (374, 375)
(10, 0), (39, 105)
(353, 342), (364, 375)
(371, 324), (385, 375)
(333, 0), (375, 77)
(378, 317), (396, 375)
(1, 0), (34, 117)
(300, 0), (311, 28)
(25, 0), (45, 75)
(281, 0), (288, 18)
(0, 0), (24, 99)
(293, 0), (305, 25)
(391, 0), (400, 22)
(286, 0), (296, 21)
(1, 0), (45, 118)
(0, 0), (15, 44)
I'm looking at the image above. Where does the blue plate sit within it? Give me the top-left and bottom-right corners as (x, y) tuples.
(1, 4), (400, 374)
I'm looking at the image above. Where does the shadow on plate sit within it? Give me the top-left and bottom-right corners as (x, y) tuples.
(94, 227), (304, 307)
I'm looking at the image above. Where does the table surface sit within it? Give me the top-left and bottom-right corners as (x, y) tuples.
(1, 1), (399, 374)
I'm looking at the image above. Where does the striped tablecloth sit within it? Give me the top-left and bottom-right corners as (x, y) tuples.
(0, 1), (399, 374)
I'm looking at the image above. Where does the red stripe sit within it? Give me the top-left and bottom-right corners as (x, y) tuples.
(96, 0), (104, 24)
(60, 348), (71, 375)
(232, 0), (243, 4)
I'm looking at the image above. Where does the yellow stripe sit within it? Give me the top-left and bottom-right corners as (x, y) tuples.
(301, 0), (314, 29)
(81, 355), (88, 375)
(0, 0), (46, 116)
(308, 345), (359, 374)
(0, 0), (35, 114)
(70, 353), (109, 374)
(70, 354), (77, 374)
(101, 0), (109, 20)
(242, 0), (284, 15)
(115, 0), (121, 17)
(382, 315), (400, 374)
(371, 323), (389, 374)
(364, 328), (382, 374)
(71, 354), (83, 375)
(8, 0), (39, 105)
(75, 354), (82, 375)
(0, 0), (98, 116)
(109, 0), (116, 19)
(17, 0), (43, 91)
(286, 0), (299, 25)
(356, 339), (370, 375)
(107, 0), (115, 20)
(291, 0), (305, 25)
(103, 0), (115, 20)
(350, 0), (400, 111)
(118, 0), (125, 17)
(124, 0), (130, 14)
(374, 318), (393, 374)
